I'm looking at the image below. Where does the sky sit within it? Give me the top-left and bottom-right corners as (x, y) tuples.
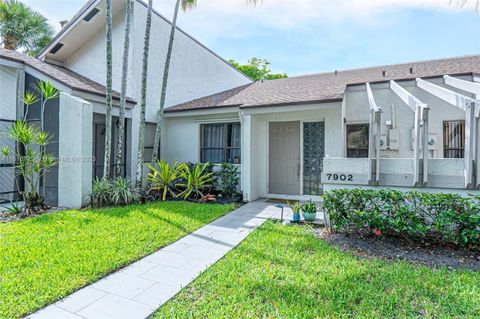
(23, 0), (480, 76)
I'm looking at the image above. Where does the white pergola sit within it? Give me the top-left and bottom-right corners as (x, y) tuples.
(417, 77), (479, 189)
(390, 80), (429, 186)
(362, 76), (479, 189)
(366, 83), (382, 184)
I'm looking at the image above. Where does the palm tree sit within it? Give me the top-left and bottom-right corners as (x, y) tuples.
(115, 0), (133, 177)
(150, 0), (260, 164)
(0, 0), (53, 55)
(135, 0), (153, 188)
(450, 0), (479, 10)
(103, 0), (113, 179)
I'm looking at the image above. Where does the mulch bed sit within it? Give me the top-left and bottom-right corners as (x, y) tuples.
(316, 229), (480, 271)
(0, 207), (64, 223)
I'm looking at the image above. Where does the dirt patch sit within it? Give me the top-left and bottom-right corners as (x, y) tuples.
(0, 207), (64, 223)
(316, 229), (480, 271)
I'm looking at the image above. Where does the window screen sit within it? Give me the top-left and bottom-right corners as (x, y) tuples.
(200, 123), (241, 163)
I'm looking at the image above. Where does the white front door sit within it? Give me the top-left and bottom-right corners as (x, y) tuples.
(269, 121), (301, 195)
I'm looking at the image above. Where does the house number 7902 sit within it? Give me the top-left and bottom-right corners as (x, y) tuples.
(326, 174), (353, 181)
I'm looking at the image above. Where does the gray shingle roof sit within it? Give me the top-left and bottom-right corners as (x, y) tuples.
(0, 48), (135, 104)
(165, 55), (480, 112)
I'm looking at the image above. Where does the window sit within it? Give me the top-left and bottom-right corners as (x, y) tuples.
(444, 121), (465, 158)
(144, 123), (159, 163)
(200, 123), (241, 163)
(346, 124), (369, 158)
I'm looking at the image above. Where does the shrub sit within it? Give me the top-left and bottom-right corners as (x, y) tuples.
(91, 177), (140, 207)
(147, 160), (182, 201)
(178, 162), (214, 200)
(323, 189), (480, 248)
(216, 162), (240, 198)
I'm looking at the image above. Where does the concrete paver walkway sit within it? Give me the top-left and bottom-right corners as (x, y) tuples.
(28, 200), (285, 319)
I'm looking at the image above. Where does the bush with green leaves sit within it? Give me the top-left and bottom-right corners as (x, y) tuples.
(216, 162), (240, 198)
(178, 162), (214, 200)
(147, 160), (182, 201)
(91, 177), (140, 207)
(323, 189), (480, 248)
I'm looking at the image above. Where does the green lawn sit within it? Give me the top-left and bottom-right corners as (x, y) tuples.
(0, 201), (235, 319)
(155, 221), (480, 319)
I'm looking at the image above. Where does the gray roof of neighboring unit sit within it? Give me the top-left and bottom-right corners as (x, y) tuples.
(165, 55), (480, 112)
(0, 48), (135, 104)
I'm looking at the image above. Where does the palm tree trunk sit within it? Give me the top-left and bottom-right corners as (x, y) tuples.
(115, 0), (133, 177)
(103, 0), (113, 179)
(151, 0), (182, 164)
(135, 0), (153, 188)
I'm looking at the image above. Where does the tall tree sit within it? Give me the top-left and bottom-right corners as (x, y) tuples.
(115, 0), (133, 177)
(151, 0), (260, 164)
(450, 0), (479, 10)
(150, 0), (192, 164)
(0, 0), (53, 55)
(229, 58), (287, 81)
(103, 0), (113, 179)
(135, 0), (153, 188)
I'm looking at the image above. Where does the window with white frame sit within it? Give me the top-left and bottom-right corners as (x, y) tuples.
(443, 120), (465, 158)
(346, 123), (369, 158)
(200, 123), (241, 163)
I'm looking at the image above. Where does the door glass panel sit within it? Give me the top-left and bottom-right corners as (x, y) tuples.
(303, 121), (325, 196)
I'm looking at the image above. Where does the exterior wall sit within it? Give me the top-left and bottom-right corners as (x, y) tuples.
(58, 93), (93, 208)
(62, 0), (251, 181)
(243, 103), (342, 200)
(346, 80), (465, 159)
(163, 112), (241, 164)
(325, 78), (473, 191)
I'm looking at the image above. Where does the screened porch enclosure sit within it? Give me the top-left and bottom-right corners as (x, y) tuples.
(0, 119), (19, 204)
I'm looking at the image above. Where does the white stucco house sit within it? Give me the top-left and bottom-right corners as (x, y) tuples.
(1, 0), (479, 208)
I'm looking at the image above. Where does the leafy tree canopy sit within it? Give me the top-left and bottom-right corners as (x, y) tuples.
(0, 0), (53, 56)
(229, 58), (287, 81)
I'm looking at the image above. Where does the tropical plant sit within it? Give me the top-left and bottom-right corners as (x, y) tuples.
(111, 177), (140, 206)
(6, 200), (23, 214)
(287, 200), (302, 215)
(115, 0), (133, 177)
(229, 58), (288, 81)
(147, 160), (182, 201)
(450, 0), (479, 11)
(178, 162), (214, 200)
(0, 0), (53, 55)
(91, 177), (140, 207)
(217, 162), (240, 198)
(91, 177), (112, 207)
(32, 80), (59, 198)
(302, 201), (317, 214)
(135, 0), (153, 188)
(103, 0), (113, 179)
(150, 0), (261, 164)
(2, 118), (56, 212)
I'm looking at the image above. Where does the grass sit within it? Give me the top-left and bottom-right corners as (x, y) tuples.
(155, 221), (480, 319)
(0, 201), (235, 319)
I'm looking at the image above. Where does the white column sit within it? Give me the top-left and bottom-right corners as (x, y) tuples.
(422, 107), (429, 185)
(241, 113), (252, 201)
(58, 92), (93, 208)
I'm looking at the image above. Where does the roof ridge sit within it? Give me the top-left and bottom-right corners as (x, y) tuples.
(265, 54), (480, 81)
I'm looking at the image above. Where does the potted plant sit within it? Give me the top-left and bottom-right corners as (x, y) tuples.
(287, 201), (302, 222)
(302, 201), (317, 222)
